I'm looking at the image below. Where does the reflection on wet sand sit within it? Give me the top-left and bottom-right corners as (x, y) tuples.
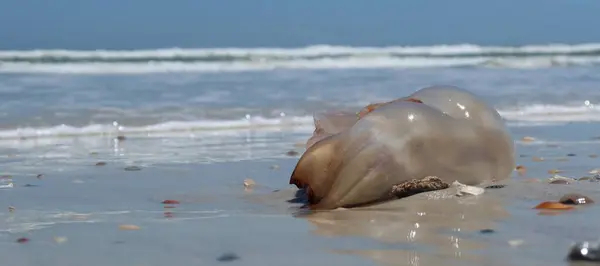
(297, 187), (510, 266)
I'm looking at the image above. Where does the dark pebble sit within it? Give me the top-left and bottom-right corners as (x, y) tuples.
(217, 253), (240, 262)
(116, 136), (126, 141)
(124, 166), (142, 171)
(36, 174), (43, 179)
(567, 153), (577, 157)
(16, 237), (29, 243)
(559, 193), (594, 205)
(519, 154), (528, 158)
(568, 241), (600, 262)
(479, 229), (495, 234)
(485, 184), (505, 189)
(95, 162), (107, 166)
(549, 179), (570, 184)
(285, 150), (299, 156)
(23, 184), (38, 187)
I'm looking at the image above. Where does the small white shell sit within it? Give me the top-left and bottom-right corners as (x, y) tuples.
(452, 181), (485, 196)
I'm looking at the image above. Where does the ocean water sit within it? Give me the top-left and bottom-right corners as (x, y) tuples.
(3, 44), (600, 265)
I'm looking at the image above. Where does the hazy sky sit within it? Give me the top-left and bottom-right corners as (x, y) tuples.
(1, 0), (599, 49)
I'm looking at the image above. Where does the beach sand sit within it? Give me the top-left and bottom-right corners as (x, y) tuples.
(2, 122), (600, 266)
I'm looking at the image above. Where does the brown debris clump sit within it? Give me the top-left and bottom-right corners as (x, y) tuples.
(390, 176), (449, 199)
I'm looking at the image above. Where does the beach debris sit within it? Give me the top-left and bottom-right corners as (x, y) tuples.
(567, 153), (577, 157)
(16, 237), (29, 243)
(532, 156), (544, 162)
(285, 150), (299, 156)
(519, 154), (528, 158)
(390, 176), (449, 198)
(485, 184), (505, 189)
(534, 201), (574, 210)
(116, 135), (126, 141)
(54, 236), (68, 244)
(568, 241), (600, 262)
(589, 169), (600, 175)
(216, 252), (240, 262)
(161, 199), (180, 204)
(515, 165), (527, 175)
(548, 175), (576, 184)
(559, 194), (594, 205)
(118, 224), (141, 230)
(578, 174), (600, 182)
(508, 239), (524, 247)
(36, 174), (43, 179)
(8, 206), (15, 212)
(522, 136), (536, 142)
(243, 178), (256, 188)
(95, 162), (107, 166)
(270, 164), (280, 170)
(0, 176), (14, 189)
(124, 166), (142, 171)
(453, 181), (485, 196)
(590, 154), (599, 158)
(479, 229), (495, 234)
(548, 169), (563, 174)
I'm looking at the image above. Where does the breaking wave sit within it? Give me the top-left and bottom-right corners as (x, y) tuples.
(2, 43), (600, 74)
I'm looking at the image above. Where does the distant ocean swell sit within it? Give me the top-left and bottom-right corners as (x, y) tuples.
(2, 44), (600, 74)
(1, 104), (599, 140)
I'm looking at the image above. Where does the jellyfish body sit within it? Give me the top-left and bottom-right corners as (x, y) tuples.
(291, 85), (515, 210)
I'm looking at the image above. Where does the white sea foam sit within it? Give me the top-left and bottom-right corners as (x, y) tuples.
(0, 103), (597, 141)
(1, 44), (600, 74)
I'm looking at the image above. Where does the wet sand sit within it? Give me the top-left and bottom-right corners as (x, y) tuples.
(2, 122), (600, 266)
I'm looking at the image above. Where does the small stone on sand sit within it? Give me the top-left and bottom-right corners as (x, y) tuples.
(559, 193), (594, 205)
(118, 224), (141, 230)
(508, 239), (524, 247)
(54, 236), (68, 244)
(243, 178), (256, 188)
(516, 165), (527, 175)
(285, 150), (299, 156)
(522, 136), (536, 142)
(124, 166), (142, 171)
(548, 169), (563, 174)
(217, 253), (240, 262)
(95, 162), (107, 166)
(548, 175), (576, 184)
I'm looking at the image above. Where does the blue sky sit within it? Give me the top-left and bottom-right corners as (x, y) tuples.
(1, 0), (599, 49)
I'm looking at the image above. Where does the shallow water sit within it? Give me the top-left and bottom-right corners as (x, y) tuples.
(3, 57), (600, 265)
(1, 121), (600, 266)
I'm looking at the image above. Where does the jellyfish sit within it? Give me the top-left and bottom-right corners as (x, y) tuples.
(290, 85), (515, 210)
